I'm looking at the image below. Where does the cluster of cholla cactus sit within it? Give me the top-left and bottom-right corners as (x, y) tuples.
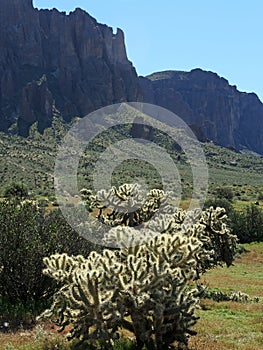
(201, 287), (260, 303)
(80, 183), (166, 227)
(39, 184), (237, 349)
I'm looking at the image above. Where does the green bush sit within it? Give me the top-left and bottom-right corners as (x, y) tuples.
(3, 182), (29, 199)
(0, 200), (95, 305)
(0, 200), (51, 302)
(0, 297), (49, 329)
(233, 204), (263, 243)
(204, 197), (233, 216)
(214, 186), (234, 201)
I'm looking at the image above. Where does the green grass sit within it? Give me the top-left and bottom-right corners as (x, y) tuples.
(188, 242), (263, 349)
(190, 301), (263, 350)
(200, 243), (263, 296)
(0, 332), (138, 350)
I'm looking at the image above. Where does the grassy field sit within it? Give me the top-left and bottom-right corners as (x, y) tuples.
(0, 243), (262, 350)
(189, 242), (263, 350)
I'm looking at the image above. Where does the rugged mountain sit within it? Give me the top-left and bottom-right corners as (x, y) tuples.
(1, 0), (263, 154)
(0, 0), (141, 136)
(140, 70), (263, 154)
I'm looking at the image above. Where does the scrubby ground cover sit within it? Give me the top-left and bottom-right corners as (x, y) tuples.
(0, 118), (263, 349)
(1, 120), (263, 201)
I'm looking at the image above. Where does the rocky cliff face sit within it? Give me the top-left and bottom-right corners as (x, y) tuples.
(0, 0), (141, 135)
(1, 1), (263, 154)
(140, 69), (263, 154)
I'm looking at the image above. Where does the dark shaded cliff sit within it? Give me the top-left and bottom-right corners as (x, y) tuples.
(1, 0), (263, 154)
(140, 70), (263, 153)
(0, 0), (141, 135)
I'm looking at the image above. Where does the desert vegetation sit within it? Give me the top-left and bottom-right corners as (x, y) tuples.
(0, 179), (262, 349)
(0, 123), (263, 349)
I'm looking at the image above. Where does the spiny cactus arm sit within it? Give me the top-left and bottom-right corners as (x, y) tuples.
(198, 208), (237, 267)
(200, 207), (231, 237)
(147, 188), (165, 207)
(103, 226), (150, 248)
(42, 254), (83, 284)
(41, 250), (121, 342)
(157, 287), (201, 347)
(37, 286), (72, 333)
(149, 286), (200, 349)
(115, 232), (202, 342)
(47, 269), (119, 344)
(147, 233), (202, 276)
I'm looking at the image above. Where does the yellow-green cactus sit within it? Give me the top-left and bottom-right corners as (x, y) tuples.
(39, 184), (237, 349)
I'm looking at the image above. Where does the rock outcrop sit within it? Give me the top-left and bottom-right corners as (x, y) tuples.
(140, 70), (263, 153)
(130, 116), (155, 141)
(0, 0), (141, 135)
(1, 0), (263, 154)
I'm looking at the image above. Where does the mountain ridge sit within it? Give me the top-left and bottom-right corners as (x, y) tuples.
(1, 0), (263, 153)
(0, 0), (141, 136)
(140, 68), (263, 153)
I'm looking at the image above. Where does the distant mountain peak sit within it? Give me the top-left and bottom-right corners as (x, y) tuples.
(140, 68), (263, 153)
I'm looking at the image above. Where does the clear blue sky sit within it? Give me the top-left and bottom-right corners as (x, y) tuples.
(33, 0), (263, 101)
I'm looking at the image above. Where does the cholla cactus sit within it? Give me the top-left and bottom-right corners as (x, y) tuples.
(82, 183), (167, 227)
(39, 184), (237, 349)
(202, 287), (260, 303)
(40, 252), (122, 347)
(151, 206), (237, 274)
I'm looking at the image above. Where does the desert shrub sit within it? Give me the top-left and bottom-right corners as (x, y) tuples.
(3, 182), (29, 199)
(230, 204), (263, 243)
(42, 209), (98, 257)
(0, 297), (49, 329)
(244, 204), (263, 242)
(229, 209), (247, 243)
(0, 200), (52, 302)
(39, 184), (237, 350)
(214, 186), (234, 201)
(205, 197), (263, 243)
(204, 197), (233, 216)
(0, 200), (95, 304)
